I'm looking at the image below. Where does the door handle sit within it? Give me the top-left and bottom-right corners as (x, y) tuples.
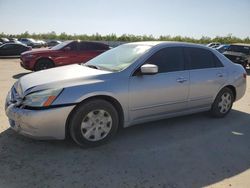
(176, 77), (188, 83)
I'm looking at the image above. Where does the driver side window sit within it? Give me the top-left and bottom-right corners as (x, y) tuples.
(65, 42), (77, 51)
(146, 47), (185, 73)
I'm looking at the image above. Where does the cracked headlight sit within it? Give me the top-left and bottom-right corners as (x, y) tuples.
(23, 88), (63, 107)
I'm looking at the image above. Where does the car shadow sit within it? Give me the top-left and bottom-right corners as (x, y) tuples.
(0, 56), (20, 59)
(12, 72), (30, 79)
(0, 109), (250, 187)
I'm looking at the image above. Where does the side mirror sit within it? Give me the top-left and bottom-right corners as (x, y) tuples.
(140, 64), (158, 75)
(64, 46), (71, 51)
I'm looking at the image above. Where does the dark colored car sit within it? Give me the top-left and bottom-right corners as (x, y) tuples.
(47, 40), (61, 47)
(223, 44), (250, 69)
(0, 43), (31, 56)
(20, 40), (110, 71)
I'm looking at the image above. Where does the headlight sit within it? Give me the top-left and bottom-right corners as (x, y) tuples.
(26, 54), (36, 58)
(22, 88), (63, 107)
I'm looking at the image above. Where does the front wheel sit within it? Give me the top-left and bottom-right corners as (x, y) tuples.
(69, 99), (119, 147)
(210, 87), (234, 118)
(34, 59), (54, 71)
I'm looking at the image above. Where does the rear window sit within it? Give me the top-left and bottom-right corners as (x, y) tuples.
(213, 55), (224, 67)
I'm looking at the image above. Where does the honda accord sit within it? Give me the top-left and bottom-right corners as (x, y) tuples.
(5, 42), (247, 147)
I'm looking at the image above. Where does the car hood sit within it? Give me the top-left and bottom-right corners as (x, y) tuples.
(21, 49), (55, 56)
(16, 64), (112, 97)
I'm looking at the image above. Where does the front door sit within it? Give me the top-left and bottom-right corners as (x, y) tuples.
(129, 47), (189, 122)
(58, 41), (79, 65)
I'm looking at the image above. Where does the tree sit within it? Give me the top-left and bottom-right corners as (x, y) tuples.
(0, 32), (249, 44)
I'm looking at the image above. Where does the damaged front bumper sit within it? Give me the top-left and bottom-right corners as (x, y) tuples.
(5, 89), (75, 140)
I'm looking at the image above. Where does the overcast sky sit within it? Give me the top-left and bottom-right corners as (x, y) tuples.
(0, 0), (250, 38)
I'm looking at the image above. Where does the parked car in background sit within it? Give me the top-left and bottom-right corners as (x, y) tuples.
(207, 42), (221, 48)
(223, 43), (250, 69)
(36, 40), (47, 47)
(0, 37), (10, 44)
(8, 38), (18, 41)
(0, 42), (2, 46)
(47, 40), (61, 47)
(19, 38), (42, 48)
(20, 40), (110, 71)
(216, 44), (230, 53)
(8, 38), (23, 45)
(211, 44), (221, 48)
(0, 43), (31, 56)
(5, 42), (247, 147)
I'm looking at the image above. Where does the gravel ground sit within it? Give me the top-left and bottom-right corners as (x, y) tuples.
(0, 58), (250, 188)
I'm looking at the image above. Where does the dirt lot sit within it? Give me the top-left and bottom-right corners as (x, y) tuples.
(0, 58), (250, 188)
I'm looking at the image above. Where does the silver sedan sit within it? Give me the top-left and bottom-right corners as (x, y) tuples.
(5, 42), (247, 147)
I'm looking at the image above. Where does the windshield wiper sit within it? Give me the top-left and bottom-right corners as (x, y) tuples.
(83, 64), (99, 69)
(83, 64), (115, 72)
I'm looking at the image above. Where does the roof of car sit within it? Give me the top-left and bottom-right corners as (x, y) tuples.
(125, 41), (209, 49)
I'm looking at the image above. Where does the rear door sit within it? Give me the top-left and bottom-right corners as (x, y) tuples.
(129, 47), (189, 122)
(184, 47), (226, 109)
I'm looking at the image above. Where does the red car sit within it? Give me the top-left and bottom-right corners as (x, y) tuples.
(20, 40), (110, 71)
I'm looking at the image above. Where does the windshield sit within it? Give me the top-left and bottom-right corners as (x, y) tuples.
(51, 40), (72, 50)
(84, 44), (152, 72)
(227, 45), (250, 54)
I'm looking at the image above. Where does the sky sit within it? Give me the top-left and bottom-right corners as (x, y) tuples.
(0, 0), (250, 39)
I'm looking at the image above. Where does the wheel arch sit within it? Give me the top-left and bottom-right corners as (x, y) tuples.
(65, 95), (125, 139)
(216, 85), (236, 102)
(224, 85), (236, 101)
(34, 57), (55, 69)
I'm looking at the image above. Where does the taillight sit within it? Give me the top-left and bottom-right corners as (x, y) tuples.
(243, 73), (247, 79)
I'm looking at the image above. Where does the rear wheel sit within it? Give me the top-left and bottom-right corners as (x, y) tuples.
(69, 99), (119, 147)
(34, 59), (54, 71)
(210, 87), (234, 118)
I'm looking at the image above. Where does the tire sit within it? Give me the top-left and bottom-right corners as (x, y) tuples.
(210, 87), (234, 118)
(34, 59), (54, 71)
(69, 99), (119, 147)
